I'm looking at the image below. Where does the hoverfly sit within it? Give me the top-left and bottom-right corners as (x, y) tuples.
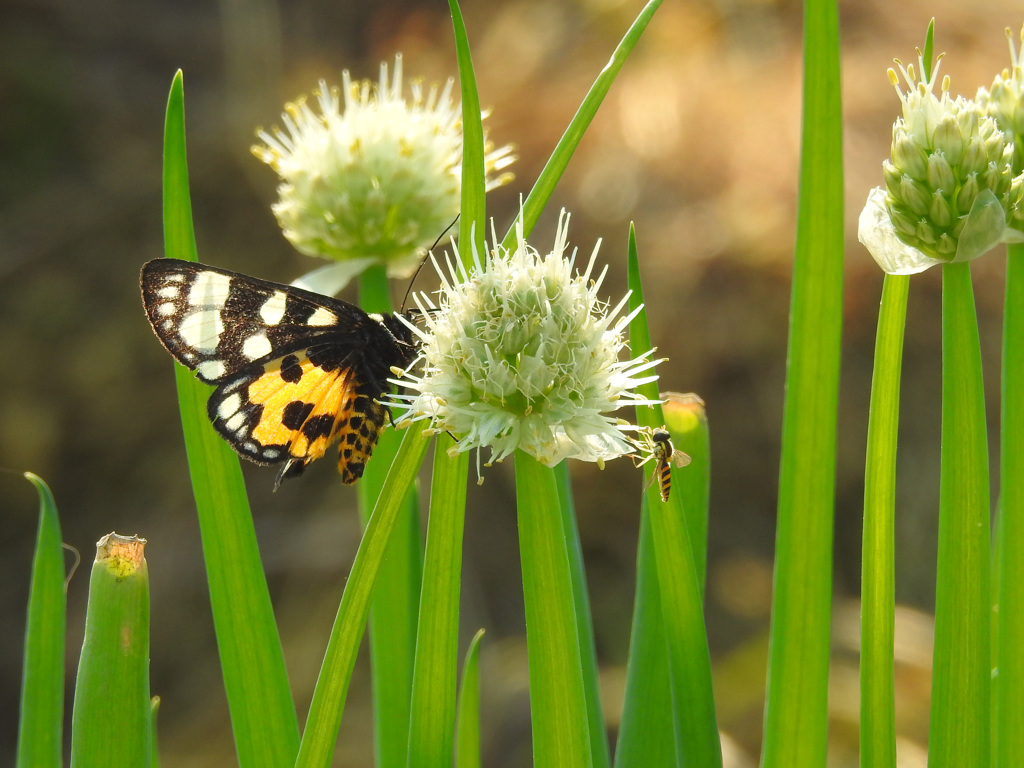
(634, 426), (691, 502)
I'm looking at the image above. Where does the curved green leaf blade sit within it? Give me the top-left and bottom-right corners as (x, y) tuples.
(619, 224), (721, 767)
(501, 0), (663, 247)
(295, 426), (431, 768)
(448, 0), (486, 258)
(162, 70), (300, 768)
(17, 473), (65, 768)
(455, 629), (485, 768)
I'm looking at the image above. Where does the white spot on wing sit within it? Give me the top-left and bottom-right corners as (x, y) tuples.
(260, 291), (288, 325)
(158, 286), (179, 299)
(164, 273), (185, 283)
(217, 393), (242, 420)
(242, 333), (273, 360)
(224, 413), (246, 433)
(156, 302), (176, 317)
(198, 360), (226, 380)
(263, 448), (281, 460)
(188, 271), (232, 308)
(308, 307), (337, 326)
(178, 310), (224, 352)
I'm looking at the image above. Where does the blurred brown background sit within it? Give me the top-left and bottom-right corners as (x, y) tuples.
(2, 0), (1020, 765)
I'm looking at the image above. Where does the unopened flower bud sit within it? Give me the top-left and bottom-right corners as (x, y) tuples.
(933, 114), (965, 166)
(897, 175), (931, 215)
(929, 190), (956, 228)
(956, 173), (981, 213)
(892, 127), (929, 180)
(926, 151), (956, 193)
(861, 43), (1018, 272)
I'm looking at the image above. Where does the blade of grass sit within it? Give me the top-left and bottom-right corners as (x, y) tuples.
(614, 507), (675, 767)
(860, 273), (909, 768)
(514, 452), (592, 767)
(359, 424), (422, 768)
(358, 263), (423, 768)
(16, 473), (65, 768)
(70, 534), (151, 768)
(554, 462), (611, 768)
(500, 0), (663, 248)
(162, 70), (300, 767)
(448, 0), (486, 258)
(619, 224), (721, 767)
(407, 435), (469, 768)
(295, 426), (430, 768)
(996, 242), (1024, 765)
(615, 251), (675, 762)
(455, 629), (485, 768)
(759, 0), (843, 762)
(929, 261), (991, 766)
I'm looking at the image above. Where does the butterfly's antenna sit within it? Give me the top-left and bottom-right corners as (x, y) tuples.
(401, 214), (460, 312)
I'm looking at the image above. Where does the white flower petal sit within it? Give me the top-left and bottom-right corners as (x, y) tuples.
(858, 187), (946, 275)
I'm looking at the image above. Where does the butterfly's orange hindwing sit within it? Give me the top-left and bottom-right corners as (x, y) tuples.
(141, 259), (418, 486)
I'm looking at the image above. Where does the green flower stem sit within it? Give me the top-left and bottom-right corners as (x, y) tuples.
(759, 0), (842, 762)
(929, 261), (991, 766)
(555, 463), (611, 768)
(860, 273), (909, 768)
(455, 629), (485, 768)
(17, 474), (65, 768)
(358, 263), (422, 768)
(514, 452), (592, 768)
(407, 435), (469, 768)
(295, 426), (430, 768)
(70, 534), (151, 768)
(163, 72), (299, 768)
(997, 243), (1024, 766)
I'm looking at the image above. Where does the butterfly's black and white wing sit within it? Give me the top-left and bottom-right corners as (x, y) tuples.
(141, 258), (377, 383)
(140, 258), (418, 484)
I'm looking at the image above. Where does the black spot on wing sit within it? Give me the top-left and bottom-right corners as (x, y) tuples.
(302, 414), (336, 441)
(282, 400), (314, 430)
(280, 355), (303, 383)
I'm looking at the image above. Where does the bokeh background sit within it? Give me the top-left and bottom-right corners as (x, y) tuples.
(2, 0), (1020, 764)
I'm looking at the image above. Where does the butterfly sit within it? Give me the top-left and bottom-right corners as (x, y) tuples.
(140, 258), (419, 487)
(634, 427), (691, 502)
